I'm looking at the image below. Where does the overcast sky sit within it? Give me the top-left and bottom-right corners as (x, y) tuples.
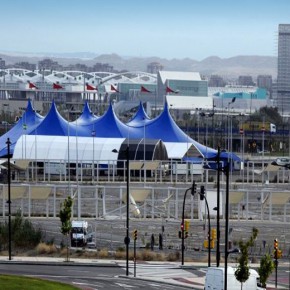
(1, 0), (289, 60)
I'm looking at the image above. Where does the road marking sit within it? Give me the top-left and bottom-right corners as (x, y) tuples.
(73, 281), (105, 288)
(115, 282), (135, 288)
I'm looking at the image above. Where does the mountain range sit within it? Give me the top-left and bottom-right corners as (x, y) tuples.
(0, 51), (277, 79)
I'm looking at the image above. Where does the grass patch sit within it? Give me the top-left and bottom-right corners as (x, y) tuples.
(0, 274), (78, 290)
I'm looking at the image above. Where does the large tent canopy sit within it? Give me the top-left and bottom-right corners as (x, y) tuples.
(13, 136), (168, 164)
(0, 99), (43, 156)
(1, 99), (241, 165)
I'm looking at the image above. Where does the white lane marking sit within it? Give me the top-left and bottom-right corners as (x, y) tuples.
(115, 282), (135, 288)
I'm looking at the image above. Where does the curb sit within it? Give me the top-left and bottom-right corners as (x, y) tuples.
(0, 259), (120, 268)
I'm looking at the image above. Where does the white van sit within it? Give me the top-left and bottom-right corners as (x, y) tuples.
(204, 266), (265, 290)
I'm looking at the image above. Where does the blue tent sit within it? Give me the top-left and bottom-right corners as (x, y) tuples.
(0, 100), (44, 156)
(72, 101), (98, 125)
(0, 100), (241, 167)
(28, 101), (88, 137)
(126, 101), (151, 127)
(80, 102), (137, 138)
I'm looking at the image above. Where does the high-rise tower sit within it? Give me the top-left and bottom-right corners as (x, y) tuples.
(277, 24), (290, 113)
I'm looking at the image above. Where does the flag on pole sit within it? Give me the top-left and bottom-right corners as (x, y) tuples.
(86, 83), (96, 90)
(166, 86), (179, 94)
(53, 83), (63, 90)
(140, 85), (151, 93)
(111, 84), (119, 93)
(28, 81), (38, 89)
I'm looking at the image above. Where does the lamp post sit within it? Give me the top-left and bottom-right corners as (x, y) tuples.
(216, 146), (221, 267)
(181, 181), (196, 265)
(143, 117), (146, 183)
(224, 163), (230, 290)
(113, 146), (130, 276)
(6, 138), (12, 260)
(125, 145), (130, 276)
(91, 128), (95, 180)
(227, 97), (236, 154)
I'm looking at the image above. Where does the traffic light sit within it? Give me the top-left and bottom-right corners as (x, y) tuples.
(184, 220), (190, 232)
(191, 181), (197, 196)
(211, 228), (217, 240)
(274, 239), (278, 250)
(200, 186), (205, 200)
(185, 231), (188, 239)
(178, 231), (182, 239)
(133, 229), (138, 240)
(180, 222), (184, 231)
(277, 249), (282, 259)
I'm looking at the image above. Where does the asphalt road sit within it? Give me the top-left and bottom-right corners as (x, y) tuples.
(0, 263), (192, 290)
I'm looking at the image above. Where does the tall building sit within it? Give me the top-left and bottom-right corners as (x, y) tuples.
(257, 75), (272, 97)
(0, 58), (5, 69)
(238, 75), (255, 86)
(147, 62), (163, 74)
(208, 75), (226, 87)
(277, 24), (290, 113)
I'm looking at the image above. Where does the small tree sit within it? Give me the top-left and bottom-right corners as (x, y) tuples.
(235, 227), (258, 290)
(258, 253), (275, 288)
(59, 196), (73, 261)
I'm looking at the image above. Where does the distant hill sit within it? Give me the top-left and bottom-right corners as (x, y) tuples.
(0, 51), (277, 78)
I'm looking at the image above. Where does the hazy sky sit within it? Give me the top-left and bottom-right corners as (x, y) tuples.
(1, 0), (290, 60)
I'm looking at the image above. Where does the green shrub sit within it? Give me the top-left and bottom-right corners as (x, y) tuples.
(0, 211), (42, 251)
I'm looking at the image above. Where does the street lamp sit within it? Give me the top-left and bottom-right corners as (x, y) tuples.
(227, 97), (236, 154)
(181, 181), (196, 265)
(224, 163), (230, 290)
(112, 146), (130, 276)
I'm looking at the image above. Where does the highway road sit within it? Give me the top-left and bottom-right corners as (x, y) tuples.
(0, 263), (193, 290)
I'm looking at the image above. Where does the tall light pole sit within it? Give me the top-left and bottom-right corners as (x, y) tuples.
(216, 146), (221, 267)
(227, 97), (236, 153)
(143, 117), (146, 183)
(112, 146), (130, 276)
(224, 97), (235, 290)
(181, 181), (196, 265)
(224, 163), (230, 290)
(6, 138), (12, 260)
(92, 128), (95, 180)
(125, 145), (130, 276)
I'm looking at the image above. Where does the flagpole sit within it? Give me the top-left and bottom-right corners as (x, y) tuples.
(143, 117), (146, 184)
(154, 88), (157, 117)
(83, 73), (86, 101)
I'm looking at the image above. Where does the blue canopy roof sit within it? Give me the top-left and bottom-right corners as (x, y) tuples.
(0, 100), (241, 165)
(28, 101), (86, 136)
(0, 99), (43, 156)
(80, 102), (134, 138)
(72, 101), (98, 125)
(126, 101), (151, 127)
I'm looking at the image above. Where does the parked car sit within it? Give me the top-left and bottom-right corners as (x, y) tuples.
(271, 157), (290, 168)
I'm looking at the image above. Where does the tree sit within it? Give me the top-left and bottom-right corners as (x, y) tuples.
(59, 196), (73, 262)
(235, 227), (258, 290)
(258, 254), (275, 288)
(249, 106), (283, 126)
